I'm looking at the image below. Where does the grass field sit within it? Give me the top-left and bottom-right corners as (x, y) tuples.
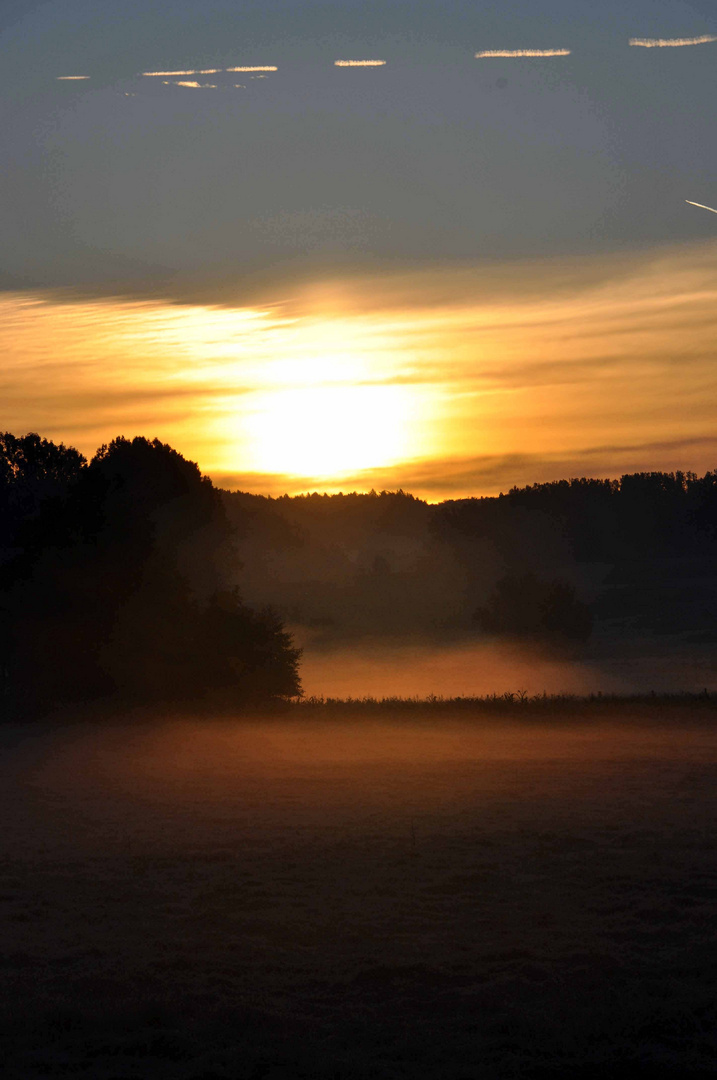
(2, 704), (717, 1077)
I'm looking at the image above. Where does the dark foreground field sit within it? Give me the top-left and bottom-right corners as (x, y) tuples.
(2, 706), (717, 1078)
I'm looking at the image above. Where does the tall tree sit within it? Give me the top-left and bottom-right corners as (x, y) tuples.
(1, 436), (301, 714)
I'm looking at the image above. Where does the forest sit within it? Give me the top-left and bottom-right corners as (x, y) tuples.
(2, 430), (717, 716)
(224, 469), (717, 645)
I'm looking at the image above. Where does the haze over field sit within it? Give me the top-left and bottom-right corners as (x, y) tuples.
(296, 637), (717, 699)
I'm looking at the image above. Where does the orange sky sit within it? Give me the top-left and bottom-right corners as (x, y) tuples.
(2, 239), (717, 501)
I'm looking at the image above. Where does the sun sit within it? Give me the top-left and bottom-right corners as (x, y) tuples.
(243, 382), (415, 478)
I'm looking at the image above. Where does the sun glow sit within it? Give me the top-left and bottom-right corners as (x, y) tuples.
(3, 243), (717, 498)
(242, 383), (415, 478)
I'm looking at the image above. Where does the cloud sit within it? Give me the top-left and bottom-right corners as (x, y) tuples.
(56, 75), (90, 80)
(475, 49), (571, 58)
(334, 60), (387, 67)
(225, 66), (278, 72)
(629, 35), (717, 48)
(168, 81), (217, 89)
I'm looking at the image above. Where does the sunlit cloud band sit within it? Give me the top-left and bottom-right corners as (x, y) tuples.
(629, 35), (717, 48)
(475, 49), (571, 58)
(226, 66), (278, 72)
(57, 75), (90, 80)
(334, 60), (387, 67)
(3, 242), (717, 500)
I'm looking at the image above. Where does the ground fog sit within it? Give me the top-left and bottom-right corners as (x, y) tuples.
(296, 637), (717, 699)
(2, 713), (717, 1078)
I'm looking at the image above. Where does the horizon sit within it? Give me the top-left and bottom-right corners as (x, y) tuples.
(8, 426), (717, 506)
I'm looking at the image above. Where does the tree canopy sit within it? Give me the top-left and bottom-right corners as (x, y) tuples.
(0, 434), (301, 716)
(474, 572), (594, 643)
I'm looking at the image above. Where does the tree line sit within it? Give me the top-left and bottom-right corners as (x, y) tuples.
(223, 469), (717, 644)
(433, 471), (717, 563)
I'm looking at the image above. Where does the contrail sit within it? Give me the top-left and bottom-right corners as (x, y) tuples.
(145, 66), (276, 76)
(686, 200), (717, 214)
(630, 35), (717, 48)
(475, 49), (571, 58)
(142, 69), (204, 76)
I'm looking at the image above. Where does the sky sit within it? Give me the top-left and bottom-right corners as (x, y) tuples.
(1, 0), (716, 499)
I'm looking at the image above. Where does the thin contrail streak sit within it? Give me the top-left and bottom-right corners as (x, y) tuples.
(630, 35), (717, 48)
(686, 200), (717, 214)
(475, 48), (571, 58)
(142, 69), (203, 76)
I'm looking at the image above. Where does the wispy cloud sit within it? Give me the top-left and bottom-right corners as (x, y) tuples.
(686, 200), (717, 214)
(168, 81), (218, 89)
(334, 60), (387, 67)
(213, 434), (717, 500)
(475, 49), (571, 58)
(225, 66), (278, 72)
(307, 435), (717, 501)
(56, 75), (90, 80)
(629, 35), (717, 48)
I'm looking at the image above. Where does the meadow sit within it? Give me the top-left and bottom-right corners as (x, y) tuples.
(2, 701), (717, 1078)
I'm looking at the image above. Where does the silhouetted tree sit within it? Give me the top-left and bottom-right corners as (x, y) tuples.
(193, 590), (301, 703)
(1, 435), (302, 715)
(475, 572), (593, 642)
(0, 431), (86, 550)
(0, 431), (86, 494)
